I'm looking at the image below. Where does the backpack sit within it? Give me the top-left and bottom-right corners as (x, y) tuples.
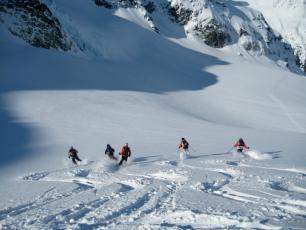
(183, 140), (189, 149)
(122, 146), (130, 156)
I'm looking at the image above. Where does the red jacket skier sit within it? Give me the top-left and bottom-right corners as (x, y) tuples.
(119, 143), (131, 166)
(233, 138), (249, 152)
(178, 137), (189, 150)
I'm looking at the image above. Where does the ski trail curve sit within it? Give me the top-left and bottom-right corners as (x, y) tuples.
(269, 94), (305, 133)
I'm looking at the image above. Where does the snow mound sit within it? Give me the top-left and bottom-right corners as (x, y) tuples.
(68, 169), (90, 177)
(244, 150), (272, 160)
(21, 172), (49, 181)
(151, 170), (188, 182)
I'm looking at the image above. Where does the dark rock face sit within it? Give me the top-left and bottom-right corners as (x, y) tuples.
(168, 4), (192, 25)
(118, 0), (139, 8)
(295, 52), (306, 73)
(0, 0), (72, 51)
(241, 39), (260, 51)
(143, 1), (155, 14)
(294, 49), (306, 73)
(193, 20), (230, 48)
(239, 28), (249, 37)
(94, 0), (113, 9)
(166, 2), (231, 48)
(93, 0), (144, 9)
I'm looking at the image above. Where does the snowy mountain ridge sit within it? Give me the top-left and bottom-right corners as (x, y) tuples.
(247, 0), (306, 72)
(1, 0), (306, 74)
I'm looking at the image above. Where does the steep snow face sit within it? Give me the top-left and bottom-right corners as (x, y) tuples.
(247, 0), (306, 72)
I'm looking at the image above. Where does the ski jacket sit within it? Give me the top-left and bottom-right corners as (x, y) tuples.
(105, 146), (115, 155)
(120, 146), (131, 157)
(179, 140), (189, 150)
(233, 140), (249, 149)
(68, 148), (78, 157)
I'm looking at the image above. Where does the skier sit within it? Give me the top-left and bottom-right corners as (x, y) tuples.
(105, 144), (117, 160)
(68, 146), (82, 165)
(233, 138), (249, 152)
(178, 137), (189, 160)
(118, 143), (131, 166)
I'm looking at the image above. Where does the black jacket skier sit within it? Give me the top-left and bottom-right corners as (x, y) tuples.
(105, 144), (117, 160)
(68, 146), (82, 165)
(179, 137), (189, 150)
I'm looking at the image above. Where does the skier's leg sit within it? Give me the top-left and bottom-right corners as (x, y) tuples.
(183, 149), (187, 158)
(76, 155), (82, 162)
(120, 156), (127, 165)
(180, 150), (185, 160)
(72, 157), (77, 165)
(109, 153), (117, 160)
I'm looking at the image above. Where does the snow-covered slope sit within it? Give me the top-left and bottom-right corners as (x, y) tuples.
(1, 0), (306, 229)
(247, 0), (306, 72)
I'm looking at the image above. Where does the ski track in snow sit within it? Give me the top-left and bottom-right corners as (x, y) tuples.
(0, 154), (305, 229)
(270, 94), (305, 133)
